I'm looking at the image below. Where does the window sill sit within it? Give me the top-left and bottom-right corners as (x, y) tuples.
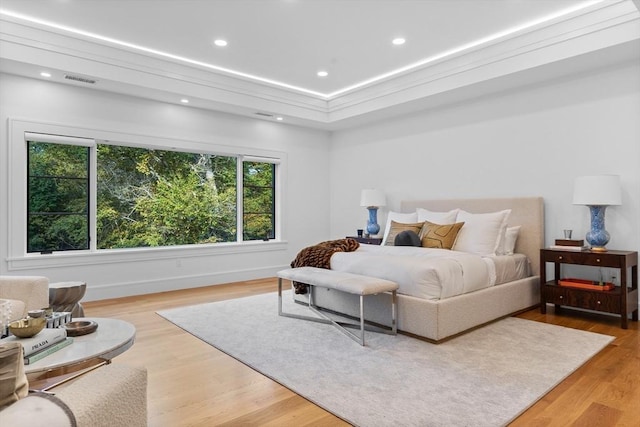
(6, 240), (288, 271)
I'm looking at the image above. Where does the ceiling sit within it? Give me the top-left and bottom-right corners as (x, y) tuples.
(1, 0), (639, 129)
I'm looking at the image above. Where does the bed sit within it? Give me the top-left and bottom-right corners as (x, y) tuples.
(293, 196), (544, 342)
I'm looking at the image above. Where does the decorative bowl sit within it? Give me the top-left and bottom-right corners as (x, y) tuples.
(9, 317), (46, 338)
(63, 320), (98, 336)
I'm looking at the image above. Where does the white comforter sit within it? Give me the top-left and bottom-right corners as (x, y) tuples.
(330, 245), (497, 300)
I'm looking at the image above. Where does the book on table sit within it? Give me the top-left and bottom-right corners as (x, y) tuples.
(0, 327), (67, 356)
(24, 337), (74, 365)
(554, 239), (585, 247)
(549, 245), (589, 252)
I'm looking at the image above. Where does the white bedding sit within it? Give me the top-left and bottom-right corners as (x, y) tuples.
(330, 245), (530, 300)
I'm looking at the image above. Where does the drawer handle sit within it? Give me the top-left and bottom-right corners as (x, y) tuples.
(597, 301), (601, 305)
(558, 256), (563, 260)
(559, 296), (563, 300)
(596, 258), (601, 263)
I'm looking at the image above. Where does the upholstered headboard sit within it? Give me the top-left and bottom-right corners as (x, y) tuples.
(401, 197), (544, 275)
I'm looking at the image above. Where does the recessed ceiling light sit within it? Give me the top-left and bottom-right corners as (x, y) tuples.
(392, 38), (406, 46)
(180, 98), (189, 104)
(40, 72), (51, 77)
(276, 116), (284, 121)
(317, 70), (328, 78)
(213, 39), (228, 47)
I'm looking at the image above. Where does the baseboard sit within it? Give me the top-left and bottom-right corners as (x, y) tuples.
(83, 265), (288, 301)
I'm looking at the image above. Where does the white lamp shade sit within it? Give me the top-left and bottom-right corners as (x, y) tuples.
(360, 189), (386, 207)
(572, 175), (622, 206)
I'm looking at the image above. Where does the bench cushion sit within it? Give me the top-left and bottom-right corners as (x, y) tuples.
(278, 267), (398, 296)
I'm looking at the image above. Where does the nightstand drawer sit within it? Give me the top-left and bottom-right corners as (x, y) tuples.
(544, 285), (620, 313)
(547, 252), (620, 267)
(544, 285), (569, 305)
(567, 291), (620, 313)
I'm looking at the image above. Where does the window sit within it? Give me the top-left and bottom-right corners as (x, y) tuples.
(243, 161), (275, 241)
(27, 142), (90, 252)
(96, 145), (237, 249)
(25, 134), (278, 253)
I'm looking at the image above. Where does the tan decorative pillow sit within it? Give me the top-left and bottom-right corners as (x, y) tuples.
(0, 341), (28, 409)
(384, 221), (424, 246)
(421, 221), (465, 249)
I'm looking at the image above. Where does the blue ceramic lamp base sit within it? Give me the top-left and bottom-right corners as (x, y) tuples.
(366, 207), (380, 236)
(586, 205), (610, 252)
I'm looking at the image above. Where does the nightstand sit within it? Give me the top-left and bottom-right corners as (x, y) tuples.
(347, 236), (382, 245)
(540, 248), (638, 329)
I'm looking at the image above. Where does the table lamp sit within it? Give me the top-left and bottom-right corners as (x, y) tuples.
(572, 175), (622, 252)
(360, 189), (386, 236)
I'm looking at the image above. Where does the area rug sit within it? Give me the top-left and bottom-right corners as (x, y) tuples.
(157, 291), (614, 427)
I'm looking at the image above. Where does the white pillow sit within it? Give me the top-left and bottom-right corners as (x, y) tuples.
(497, 225), (521, 255)
(416, 208), (458, 225)
(381, 211), (418, 245)
(453, 209), (511, 256)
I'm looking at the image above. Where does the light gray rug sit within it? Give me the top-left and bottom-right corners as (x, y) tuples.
(157, 291), (614, 427)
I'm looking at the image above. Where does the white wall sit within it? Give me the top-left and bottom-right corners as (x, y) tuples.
(330, 60), (640, 261)
(0, 73), (331, 300)
(2, 57), (639, 303)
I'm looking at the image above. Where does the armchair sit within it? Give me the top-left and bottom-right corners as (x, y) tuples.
(0, 276), (49, 322)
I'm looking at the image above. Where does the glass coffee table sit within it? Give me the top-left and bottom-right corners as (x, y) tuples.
(26, 317), (135, 391)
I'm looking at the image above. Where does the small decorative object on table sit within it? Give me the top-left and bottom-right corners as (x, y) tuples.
(46, 311), (72, 328)
(27, 309), (45, 318)
(63, 320), (98, 337)
(8, 317), (46, 338)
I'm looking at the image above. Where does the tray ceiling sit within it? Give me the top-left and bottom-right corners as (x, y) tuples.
(1, 0), (638, 129)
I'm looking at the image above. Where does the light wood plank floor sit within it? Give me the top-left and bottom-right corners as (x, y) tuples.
(84, 278), (639, 426)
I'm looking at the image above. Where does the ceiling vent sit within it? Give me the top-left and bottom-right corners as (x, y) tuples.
(254, 112), (274, 117)
(64, 74), (97, 84)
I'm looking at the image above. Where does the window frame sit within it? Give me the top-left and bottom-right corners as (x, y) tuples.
(7, 118), (286, 270)
(27, 138), (92, 253)
(240, 156), (279, 242)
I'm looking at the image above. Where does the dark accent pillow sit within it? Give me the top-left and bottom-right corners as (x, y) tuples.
(394, 230), (422, 247)
(384, 221), (424, 246)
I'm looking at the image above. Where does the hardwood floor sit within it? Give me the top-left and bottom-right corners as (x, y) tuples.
(84, 278), (639, 426)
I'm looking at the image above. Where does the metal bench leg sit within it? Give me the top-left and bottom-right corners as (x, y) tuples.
(359, 295), (365, 346)
(391, 290), (397, 335)
(278, 279), (332, 326)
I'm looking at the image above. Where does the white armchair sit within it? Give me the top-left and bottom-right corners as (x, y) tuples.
(0, 363), (148, 427)
(0, 276), (49, 322)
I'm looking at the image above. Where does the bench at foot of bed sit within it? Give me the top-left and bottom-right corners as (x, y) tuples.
(277, 267), (398, 346)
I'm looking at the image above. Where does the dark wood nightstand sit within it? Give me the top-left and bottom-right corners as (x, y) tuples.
(346, 236), (382, 245)
(540, 248), (638, 328)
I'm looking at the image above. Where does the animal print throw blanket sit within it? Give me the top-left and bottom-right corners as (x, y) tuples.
(290, 238), (360, 294)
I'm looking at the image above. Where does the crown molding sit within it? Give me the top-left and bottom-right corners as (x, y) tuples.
(0, 0), (638, 129)
(327, 0), (640, 124)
